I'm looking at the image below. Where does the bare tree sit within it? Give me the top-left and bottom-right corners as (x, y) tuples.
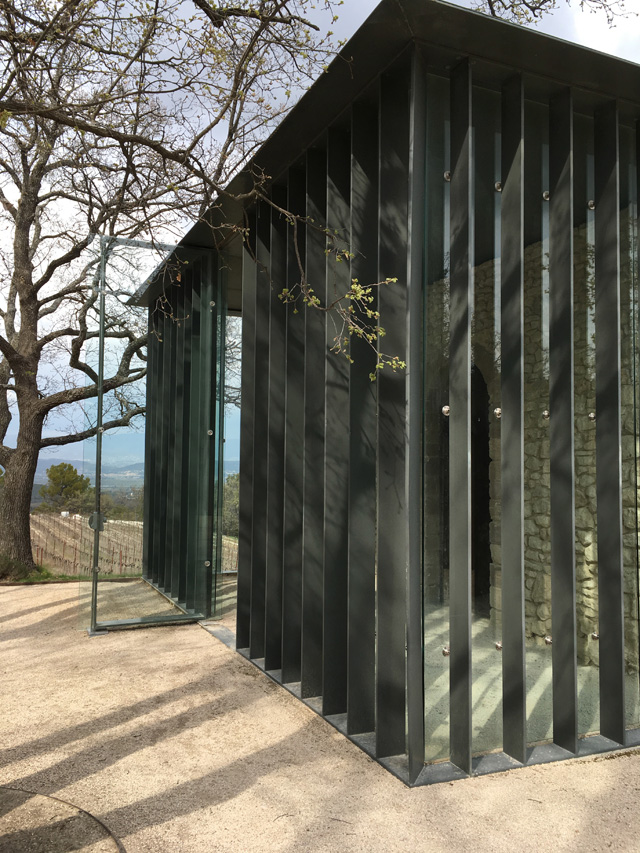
(0, 0), (629, 567)
(0, 0), (338, 566)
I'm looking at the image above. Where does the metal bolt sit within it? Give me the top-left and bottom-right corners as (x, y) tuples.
(444, 171), (452, 182)
(542, 410), (550, 420)
(210, 301), (216, 307)
(204, 560), (211, 567)
(207, 429), (213, 436)
(542, 190), (550, 201)
(494, 407), (502, 419)
(494, 181), (503, 192)
(587, 200), (596, 211)
(495, 641), (503, 651)
(591, 631), (600, 640)
(544, 635), (553, 645)
(442, 405), (451, 417)
(588, 412), (596, 422)
(442, 645), (451, 657)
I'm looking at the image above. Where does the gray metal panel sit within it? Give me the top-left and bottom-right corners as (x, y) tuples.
(158, 303), (171, 590)
(178, 281), (193, 605)
(549, 89), (578, 754)
(264, 189), (287, 671)
(376, 60), (410, 759)
(594, 100), (626, 745)
(281, 167), (306, 683)
(249, 204), (271, 658)
(236, 229), (257, 649)
(185, 269), (202, 611)
(347, 97), (378, 735)
(165, 292), (178, 598)
(171, 285), (185, 598)
(151, 308), (166, 588)
(301, 145), (327, 698)
(142, 306), (156, 581)
(322, 128), (351, 716)
(500, 74), (527, 764)
(448, 57), (473, 775)
(407, 47), (427, 783)
(195, 254), (215, 618)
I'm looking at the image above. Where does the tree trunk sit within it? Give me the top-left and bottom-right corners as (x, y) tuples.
(0, 409), (43, 568)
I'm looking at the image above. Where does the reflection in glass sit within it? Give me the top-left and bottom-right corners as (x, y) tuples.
(470, 86), (503, 756)
(619, 125), (640, 730)
(423, 73), (451, 763)
(523, 101), (554, 745)
(573, 115), (600, 737)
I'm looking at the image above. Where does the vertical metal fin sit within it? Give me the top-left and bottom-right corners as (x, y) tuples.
(301, 146), (327, 698)
(348, 98), (378, 735)
(236, 224), (257, 649)
(281, 167), (306, 684)
(407, 48), (427, 783)
(185, 267), (202, 611)
(594, 100), (626, 745)
(376, 60), (411, 759)
(171, 286), (185, 598)
(322, 128), (351, 716)
(179, 279), (193, 606)
(264, 188), (287, 671)
(448, 57), (473, 775)
(249, 204), (271, 658)
(549, 88), (578, 753)
(142, 306), (156, 581)
(500, 74), (527, 764)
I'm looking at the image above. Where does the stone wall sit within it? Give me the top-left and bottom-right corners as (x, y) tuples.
(425, 222), (640, 671)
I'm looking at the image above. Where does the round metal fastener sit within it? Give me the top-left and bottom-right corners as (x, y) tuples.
(207, 429), (213, 436)
(588, 412), (596, 422)
(591, 631), (600, 640)
(442, 645), (451, 657)
(542, 410), (550, 420)
(542, 190), (550, 201)
(444, 171), (452, 182)
(494, 407), (502, 419)
(204, 561), (211, 567)
(544, 635), (553, 646)
(495, 181), (503, 192)
(442, 405), (451, 417)
(588, 200), (596, 211)
(495, 641), (503, 651)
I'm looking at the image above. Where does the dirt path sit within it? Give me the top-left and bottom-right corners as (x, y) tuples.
(2, 583), (640, 853)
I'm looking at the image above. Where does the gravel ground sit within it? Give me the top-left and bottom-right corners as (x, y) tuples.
(2, 583), (640, 853)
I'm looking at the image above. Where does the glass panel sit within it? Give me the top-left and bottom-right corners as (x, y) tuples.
(471, 86), (503, 756)
(523, 101), (554, 745)
(78, 242), (225, 629)
(573, 115), (600, 737)
(94, 241), (184, 625)
(423, 72), (451, 763)
(620, 124), (640, 729)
